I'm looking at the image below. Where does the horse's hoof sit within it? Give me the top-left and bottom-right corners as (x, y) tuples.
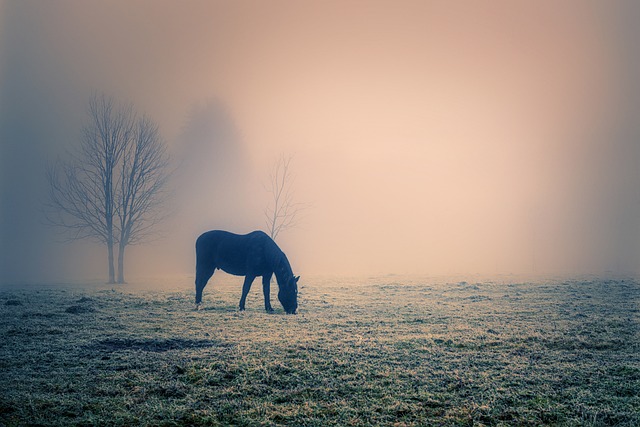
(266, 308), (274, 313)
(195, 304), (202, 311)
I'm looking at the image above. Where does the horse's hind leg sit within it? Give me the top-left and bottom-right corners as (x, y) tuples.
(262, 273), (274, 313)
(239, 275), (256, 311)
(195, 262), (215, 306)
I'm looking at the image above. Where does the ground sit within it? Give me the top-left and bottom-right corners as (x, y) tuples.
(1, 275), (639, 426)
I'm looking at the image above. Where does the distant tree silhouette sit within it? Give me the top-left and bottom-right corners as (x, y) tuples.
(46, 94), (170, 283)
(174, 99), (253, 246)
(264, 155), (306, 240)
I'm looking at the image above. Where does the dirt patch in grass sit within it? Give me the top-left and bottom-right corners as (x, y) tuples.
(88, 337), (226, 353)
(21, 311), (58, 319)
(64, 305), (96, 314)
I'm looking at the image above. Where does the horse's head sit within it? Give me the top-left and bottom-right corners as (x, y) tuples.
(278, 275), (299, 314)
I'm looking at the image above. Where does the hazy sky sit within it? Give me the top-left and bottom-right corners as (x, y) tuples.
(1, 1), (639, 282)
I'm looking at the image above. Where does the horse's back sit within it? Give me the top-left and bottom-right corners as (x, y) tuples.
(196, 230), (276, 275)
(196, 230), (270, 249)
(195, 230), (228, 255)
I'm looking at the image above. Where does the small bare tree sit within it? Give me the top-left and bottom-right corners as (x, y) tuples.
(264, 155), (306, 240)
(47, 94), (170, 283)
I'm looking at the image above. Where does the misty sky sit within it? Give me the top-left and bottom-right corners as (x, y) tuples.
(1, 1), (639, 283)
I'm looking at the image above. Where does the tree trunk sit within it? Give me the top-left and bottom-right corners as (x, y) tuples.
(117, 242), (126, 284)
(107, 238), (116, 284)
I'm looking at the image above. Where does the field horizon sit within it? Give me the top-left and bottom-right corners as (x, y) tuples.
(1, 274), (639, 426)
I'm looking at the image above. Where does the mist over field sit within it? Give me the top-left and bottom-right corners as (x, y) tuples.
(1, 0), (640, 283)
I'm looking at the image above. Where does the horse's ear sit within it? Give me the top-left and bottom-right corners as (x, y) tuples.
(295, 276), (300, 282)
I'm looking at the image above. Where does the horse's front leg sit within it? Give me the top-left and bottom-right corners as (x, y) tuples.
(262, 273), (274, 313)
(239, 275), (256, 311)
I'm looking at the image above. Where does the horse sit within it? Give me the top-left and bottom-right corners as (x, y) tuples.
(195, 230), (299, 314)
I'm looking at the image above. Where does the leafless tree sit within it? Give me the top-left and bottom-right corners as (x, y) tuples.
(264, 155), (306, 240)
(46, 94), (170, 283)
(115, 116), (170, 283)
(47, 95), (133, 283)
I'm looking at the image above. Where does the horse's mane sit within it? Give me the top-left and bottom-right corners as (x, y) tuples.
(265, 238), (293, 284)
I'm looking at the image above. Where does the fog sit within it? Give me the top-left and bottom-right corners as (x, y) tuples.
(1, 1), (639, 283)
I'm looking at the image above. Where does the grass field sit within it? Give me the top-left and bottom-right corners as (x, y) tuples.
(1, 275), (639, 426)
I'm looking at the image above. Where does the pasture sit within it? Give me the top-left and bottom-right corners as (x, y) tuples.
(1, 275), (639, 426)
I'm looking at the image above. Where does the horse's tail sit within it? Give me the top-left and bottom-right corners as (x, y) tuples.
(194, 232), (218, 304)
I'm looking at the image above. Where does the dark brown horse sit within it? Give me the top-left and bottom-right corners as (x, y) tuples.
(195, 230), (299, 314)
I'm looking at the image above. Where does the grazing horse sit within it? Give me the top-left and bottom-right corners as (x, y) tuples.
(195, 230), (299, 314)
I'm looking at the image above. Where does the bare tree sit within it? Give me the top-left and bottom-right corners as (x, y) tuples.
(115, 116), (170, 283)
(47, 95), (133, 283)
(264, 155), (306, 240)
(46, 94), (169, 283)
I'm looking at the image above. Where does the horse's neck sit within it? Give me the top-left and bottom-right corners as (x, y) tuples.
(273, 252), (292, 283)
